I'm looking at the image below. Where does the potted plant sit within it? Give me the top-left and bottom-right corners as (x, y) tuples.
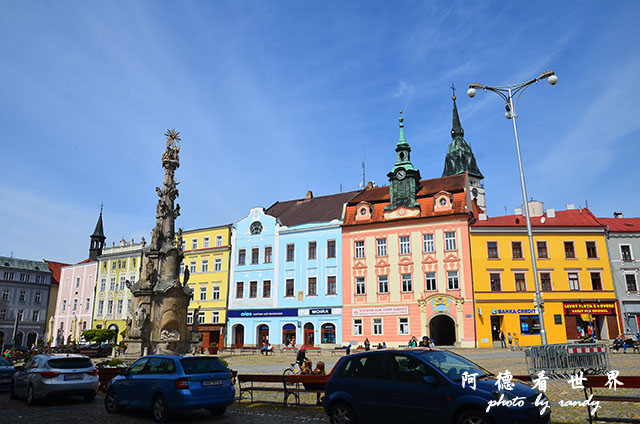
(207, 342), (219, 355)
(97, 358), (127, 392)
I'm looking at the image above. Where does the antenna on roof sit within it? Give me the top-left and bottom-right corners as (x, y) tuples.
(504, 206), (507, 215)
(585, 199), (589, 209)
(340, 183), (343, 193)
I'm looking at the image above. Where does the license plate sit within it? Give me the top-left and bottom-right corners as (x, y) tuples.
(64, 374), (83, 381)
(202, 379), (222, 387)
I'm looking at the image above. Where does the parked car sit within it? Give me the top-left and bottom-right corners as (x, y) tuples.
(324, 348), (550, 424)
(105, 355), (235, 422)
(0, 357), (16, 390)
(10, 354), (98, 404)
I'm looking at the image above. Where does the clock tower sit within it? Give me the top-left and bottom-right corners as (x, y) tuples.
(385, 111), (421, 211)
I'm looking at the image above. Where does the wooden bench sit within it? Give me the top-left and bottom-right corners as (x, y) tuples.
(332, 346), (347, 356)
(239, 346), (259, 355)
(305, 346), (322, 356)
(280, 346), (297, 354)
(236, 373), (330, 406)
(583, 375), (640, 424)
(237, 374), (286, 402)
(282, 374), (330, 406)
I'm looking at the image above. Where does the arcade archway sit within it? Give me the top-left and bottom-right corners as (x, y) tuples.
(429, 314), (456, 346)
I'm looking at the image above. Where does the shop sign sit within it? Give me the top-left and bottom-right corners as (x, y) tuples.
(309, 308), (332, 315)
(227, 308), (298, 318)
(563, 302), (616, 315)
(491, 308), (537, 315)
(352, 306), (409, 317)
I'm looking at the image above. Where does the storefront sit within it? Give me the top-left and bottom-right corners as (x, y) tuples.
(476, 302), (544, 347)
(188, 323), (225, 350)
(563, 301), (620, 341)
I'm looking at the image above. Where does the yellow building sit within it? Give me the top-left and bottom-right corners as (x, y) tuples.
(93, 238), (143, 343)
(181, 225), (233, 349)
(470, 204), (621, 348)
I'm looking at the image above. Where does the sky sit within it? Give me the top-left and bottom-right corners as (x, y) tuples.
(2, 1), (640, 263)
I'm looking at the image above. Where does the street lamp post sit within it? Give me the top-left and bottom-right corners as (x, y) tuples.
(467, 70), (558, 345)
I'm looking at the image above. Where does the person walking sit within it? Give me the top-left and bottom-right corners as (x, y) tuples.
(500, 330), (506, 348)
(507, 332), (513, 350)
(512, 334), (522, 351)
(364, 338), (371, 351)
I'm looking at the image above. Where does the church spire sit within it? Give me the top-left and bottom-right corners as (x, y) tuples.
(442, 88), (483, 179)
(89, 203), (106, 261)
(451, 87), (464, 139)
(386, 111), (421, 211)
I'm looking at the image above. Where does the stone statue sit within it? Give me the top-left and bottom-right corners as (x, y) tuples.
(192, 305), (201, 333)
(135, 304), (147, 329)
(183, 264), (190, 286)
(125, 315), (132, 336)
(56, 327), (64, 347)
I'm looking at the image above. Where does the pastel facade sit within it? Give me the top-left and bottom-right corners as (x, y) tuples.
(54, 260), (98, 344)
(181, 224), (233, 349)
(471, 204), (621, 347)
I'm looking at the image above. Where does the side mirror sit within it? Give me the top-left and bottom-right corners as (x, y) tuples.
(423, 375), (436, 385)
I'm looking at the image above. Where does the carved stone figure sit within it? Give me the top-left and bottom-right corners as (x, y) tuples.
(135, 304), (147, 329)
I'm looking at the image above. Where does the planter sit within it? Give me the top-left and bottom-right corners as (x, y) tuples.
(98, 367), (126, 392)
(208, 346), (219, 355)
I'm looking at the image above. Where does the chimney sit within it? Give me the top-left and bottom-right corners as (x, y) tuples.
(366, 181), (376, 189)
(514, 207), (523, 215)
(566, 204), (575, 210)
(306, 190), (313, 200)
(479, 213), (487, 221)
(614, 212), (624, 218)
(546, 208), (556, 218)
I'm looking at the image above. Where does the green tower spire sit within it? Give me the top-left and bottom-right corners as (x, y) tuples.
(442, 91), (484, 179)
(386, 111), (421, 211)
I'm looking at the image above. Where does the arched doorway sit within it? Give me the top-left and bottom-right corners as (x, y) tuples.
(14, 331), (24, 347)
(429, 314), (456, 346)
(233, 324), (244, 348)
(304, 323), (315, 346)
(257, 324), (269, 346)
(282, 323), (296, 346)
(321, 323), (336, 344)
(26, 332), (37, 348)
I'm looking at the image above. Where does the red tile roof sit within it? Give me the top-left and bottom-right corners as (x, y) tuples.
(596, 217), (640, 233)
(44, 259), (70, 286)
(472, 208), (604, 228)
(266, 190), (361, 227)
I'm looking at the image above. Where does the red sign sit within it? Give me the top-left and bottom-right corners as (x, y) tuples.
(563, 302), (616, 315)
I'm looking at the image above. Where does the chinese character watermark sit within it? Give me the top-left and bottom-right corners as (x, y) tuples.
(461, 371), (479, 391)
(567, 371), (587, 389)
(494, 370), (514, 391)
(605, 370), (623, 391)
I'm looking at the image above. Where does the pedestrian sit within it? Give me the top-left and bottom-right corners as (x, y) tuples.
(364, 338), (370, 351)
(499, 330), (506, 348)
(507, 332), (513, 350)
(382, 341), (387, 348)
(296, 345), (307, 367)
(512, 334), (522, 351)
(345, 343), (351, 355)
(429, 338), (435, 348)
(419, 336), (429, 347)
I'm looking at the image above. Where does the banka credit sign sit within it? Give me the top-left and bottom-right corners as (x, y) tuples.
(491, 308), (537, 315)
(227, 308), (298, 318)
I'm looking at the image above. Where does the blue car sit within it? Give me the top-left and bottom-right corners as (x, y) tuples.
(324, 348), (550, 424)
(105, 355), (235, 422)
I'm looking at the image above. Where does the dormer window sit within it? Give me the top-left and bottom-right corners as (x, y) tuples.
(434, 191), (453, 211)
(355, 202), (372, 221)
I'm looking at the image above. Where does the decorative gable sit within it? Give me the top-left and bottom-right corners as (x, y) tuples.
(355, 201), (373, 222)
(434, 191), (453, 212)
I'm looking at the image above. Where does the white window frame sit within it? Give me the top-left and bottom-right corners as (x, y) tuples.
(189, 261), (197, 274)
(211, 285), (221, 300)
(203, 237), (210, 248)
(215, 235), (223, 247)
(372, 318), (383, 335)
(355, 277), (366, 295)
(34, 291), (41, 304)
(211, 311), (220, 324)
(401, 274), (413, 292)
(214, 258), (222, 272)
(97, 300), (104, 315)
(32, 310), (40, 322)
(447, 270), (459, 290)
(445, 231), (457, 251)
(423, 233), (435, 253)
(354, 240), (365, 258)
(353, 319), (363, 336)
(201, 259), (209, 273)
(376, 238), (387, 257)
(198, 312), (206, 324)
(568, 272), (580, 291)
(187, 312), (194, 325)
(191, 238), (198, 250)
(399, 317), (409, 335)
(378, 275), (389, 294)
(117, 299), (123, 315)
(399, 235), (411, 255)
(107, 300), (114, 314)
(621, 244), (633, 261)
(425, 272), (437, 291)
(200, 286), (207, 301)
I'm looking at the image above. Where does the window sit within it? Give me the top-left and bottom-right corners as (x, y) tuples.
(401, 274), (412, 292)
(621, 245), (632, 261)
(445, 231), (457, 251)
(181, 240), (186, 251)
(198, 312), (205, 324)
(251, 248), (259, 264)
(32, 310), (39, 322)
(263, 280), (271, 298)
(187, 312), (193, 325)
(97, 300), (104, 314)
(540, 272), (552, 291)
(520, 315), (541, 334)
(215, 235), (223, 247)
(515, 273), (526, 291)
(236, 282), (244, 299)
(36, 275), (46, 283)
(214, 258), (222, 272)
(249, 281), (257, 298)
(399, 236), (411, 255)
(110, 277), (116, 290)
(564, 241), (576, 258)
(378, 275), (389, 294)
(308, 277), (317, 296)
(590, 272), (602, 290)
(376, 239), (387, 257)
(0, 310), (5, 320)
(321, 323), (336, 344)
(586, 242), (598, 259)
(447, 271), (459, 290)
(19, 290), (26, 302)
(102, 262), (107, 271)
(355, 277), (366, 295)
(120, 276), (126, 290)
(490, 273), (501, 291)
(285, 279), (294, 297)
(308, 242), (317, 260)
(327, 276), (337, 295)
(211, 285), (220, 300)
(191, 239), (198, 250)
(203, 237), (210, 248)
(73, 299), (78, 311)
(189, 261), (196, 274)
(17, 310), (24, 321)
(537, 241), (548, 259)
(127, 299), (131, 312)
(286, 244), (295, 262)
(3, 271), (14, 280)
(130, 275), (136, 286)
(568, 272), (580, 290)
(238, 249), (246, 265)
(100, 278), (106, 291)
(512, 242), (523, 259)
(211, 311), (220, 324)
(399, 317), (409, 335)
(250, 221), (263, 235)
(200, 286), (207, 300)
(132, 258), (136, 269)
(112, 261), (117, 270)
(20, 273), (30, 282)
(201, 259), (209, 272)
(425, 272), (437, 291)
(353, 319), (363, 336)
(75, 277), (80, 288)
(117, 299), (123, 315)
(85, 297), (91, 310)
(372, 318), (383, 335)
(1, 289), (8, 301)
(327, 240), (336, 258)
(626, 274), (638, 292)
(354, 241), (365, 258)
(107, 300), (113, 314)
(487, 241), (498, 258)
(62, 299), (67, 311)
(264, 246), (272, 263)
(423, 233), (435, 253)
(34, 292), (41, 304)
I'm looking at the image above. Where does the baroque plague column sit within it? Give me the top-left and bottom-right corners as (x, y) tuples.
(125, 129), (195, 356)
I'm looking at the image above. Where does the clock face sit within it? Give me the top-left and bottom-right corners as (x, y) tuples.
(396, 169), (406, 180)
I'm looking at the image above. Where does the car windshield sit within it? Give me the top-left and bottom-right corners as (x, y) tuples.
(180, 357), (228, 375)
(0, 358), (10, 366)
(48, 358), (94, 369)
(416, 350), (490, 382)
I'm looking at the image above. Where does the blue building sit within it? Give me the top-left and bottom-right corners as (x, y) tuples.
(227, 190), (358, 348)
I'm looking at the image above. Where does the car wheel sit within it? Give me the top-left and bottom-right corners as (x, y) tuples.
(329, 402), (359, 424)
(209, 406), (226, 416)
(105, 390), (123, 413)
(456, 410), (493, 424)
(26, 384), (36, 406)
(10, 381), (18, 399)
(152, 394), (172, 423)
(84, 392), (96, 402)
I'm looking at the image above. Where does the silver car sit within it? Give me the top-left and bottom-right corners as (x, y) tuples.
(10, 354), (99, 404)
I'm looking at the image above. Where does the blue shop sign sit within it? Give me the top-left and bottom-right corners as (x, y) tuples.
(228, 308), (298, 318)
(491, 308), (536, 315)
(309, 308), (332, 315)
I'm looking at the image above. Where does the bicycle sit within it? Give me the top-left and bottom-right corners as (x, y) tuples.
(283, 362), (302, 387)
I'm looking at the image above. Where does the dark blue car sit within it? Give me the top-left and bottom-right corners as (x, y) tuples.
(0, 357), (16, 390)
(105, 355), (234, 422)
(324, 348), (550, 424)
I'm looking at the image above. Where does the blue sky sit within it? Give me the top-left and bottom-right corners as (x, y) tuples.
(2, 1), (640, 263)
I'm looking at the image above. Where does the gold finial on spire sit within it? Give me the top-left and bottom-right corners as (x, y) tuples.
(451, 83), (456, 101)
